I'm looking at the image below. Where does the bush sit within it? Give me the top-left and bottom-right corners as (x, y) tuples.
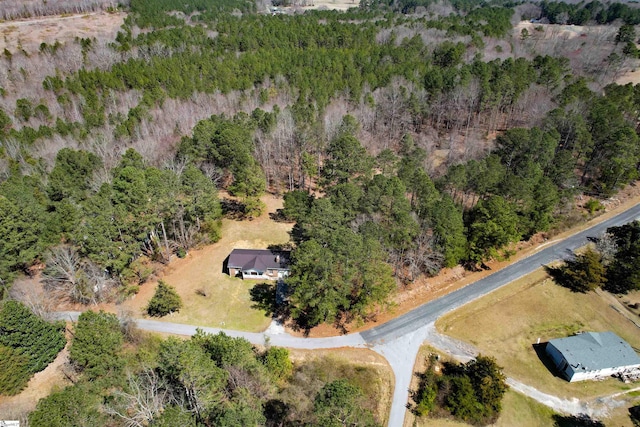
(29, 383), (106, 427)
(262, 347), (293, 382)
(415, 355), (507, 425)
(146, 280), (183, 317)
(584, 199), (604, 214)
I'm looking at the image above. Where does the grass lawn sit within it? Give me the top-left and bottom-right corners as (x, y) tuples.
(436, 269), (640, 400)
(122, 194), (293, 331)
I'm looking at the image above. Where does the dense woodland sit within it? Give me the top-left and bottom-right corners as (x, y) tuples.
(1, 0), (640, 424)
(1, 0), (640, 319)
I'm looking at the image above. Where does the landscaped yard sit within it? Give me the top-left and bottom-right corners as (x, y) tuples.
(436, 269), (640, 400)
(121, 194), (293, 331)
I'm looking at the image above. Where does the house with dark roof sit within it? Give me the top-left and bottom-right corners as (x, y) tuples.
(227, 249), (291, 280)
(545, 331), (640, 382)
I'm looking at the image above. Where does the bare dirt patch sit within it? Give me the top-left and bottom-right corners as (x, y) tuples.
(118, 193), (293, 331)
(268, 0), (358, 13)
(0, 12), (126, 54)
(617, 68), (640, 85)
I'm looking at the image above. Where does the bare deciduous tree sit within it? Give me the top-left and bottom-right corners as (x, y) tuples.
(105, 368), (176, 427)
(595, 232), (618, 266)
(42, 245), (117, 305)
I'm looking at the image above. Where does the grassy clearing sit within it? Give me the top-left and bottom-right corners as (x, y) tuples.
(122, 195), (292, 331)
(436, 269), (640, 400)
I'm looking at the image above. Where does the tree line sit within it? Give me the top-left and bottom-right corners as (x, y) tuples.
(278, 74), (640, 328)
(0, 147), (222, 299)
(549, 221), (640, 295)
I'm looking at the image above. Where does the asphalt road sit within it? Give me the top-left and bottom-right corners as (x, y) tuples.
(361, 202), (640, 345)
(52, 201), (640, 427)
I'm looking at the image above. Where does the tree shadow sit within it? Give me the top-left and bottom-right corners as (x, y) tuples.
(630, 405), (640, 427)
(268, 209), (292, 223)
(221, 198), (245, 220)
(267, 243), (293, 251)
(264, 399), (289, 427)
(552, 414), (605, 427)
(249, 282), (290, 323)
(532, 343), (565, 380)
(543, 264), (588, 293)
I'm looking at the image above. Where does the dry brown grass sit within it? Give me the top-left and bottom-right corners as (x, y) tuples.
(0, 12), (126, 54)
(436, 269), (640, 400)
(405, 344), (558, 427)
(288, 348), (394, 425)
(120, 194), (293, 332)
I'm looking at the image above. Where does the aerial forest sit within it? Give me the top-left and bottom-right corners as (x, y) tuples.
(1, 0), (640, 326)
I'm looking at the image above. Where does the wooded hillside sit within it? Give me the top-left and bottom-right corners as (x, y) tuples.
(1, 0), (639, 325)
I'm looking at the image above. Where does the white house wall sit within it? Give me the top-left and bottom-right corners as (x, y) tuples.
(568, 364), (640, 382)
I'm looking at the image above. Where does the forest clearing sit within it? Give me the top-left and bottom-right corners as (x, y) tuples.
(0, 12), (126, 54)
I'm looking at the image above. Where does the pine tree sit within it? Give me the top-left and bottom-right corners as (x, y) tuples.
(147, 281), (183, 317)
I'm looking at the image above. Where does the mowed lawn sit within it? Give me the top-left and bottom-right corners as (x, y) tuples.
(123, 195), (293, 331)
(436, 269), (640, 400)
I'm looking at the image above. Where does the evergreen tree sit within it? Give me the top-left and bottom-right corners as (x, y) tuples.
(70, 310), (123, 379)
(147, 280), (183, 317)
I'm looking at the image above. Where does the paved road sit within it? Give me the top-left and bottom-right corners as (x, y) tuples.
(361, 202), (640, 345)
(53, 202), (640, 427)
(364, 202), (640, 426)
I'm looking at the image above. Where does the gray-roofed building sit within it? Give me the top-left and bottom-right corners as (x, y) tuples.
(227, 249), (291, 280)
(545, 332), (640, 382)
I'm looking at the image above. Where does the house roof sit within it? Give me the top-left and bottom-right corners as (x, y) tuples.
(547, 332), (640, 372)
(228, 249), (291, 272)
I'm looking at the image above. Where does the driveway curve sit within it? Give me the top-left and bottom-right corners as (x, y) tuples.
(51, 202), (640, 427)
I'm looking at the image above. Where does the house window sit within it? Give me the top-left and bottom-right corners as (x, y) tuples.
(251, 271), (258, 276)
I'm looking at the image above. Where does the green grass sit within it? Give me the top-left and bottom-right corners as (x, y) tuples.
(436, 269), (640, 400)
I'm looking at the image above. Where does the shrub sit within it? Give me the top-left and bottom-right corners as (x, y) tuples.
(262, 347), (293, 382)
(585, 199), (604, 214)
(146, 281), (183, 317)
